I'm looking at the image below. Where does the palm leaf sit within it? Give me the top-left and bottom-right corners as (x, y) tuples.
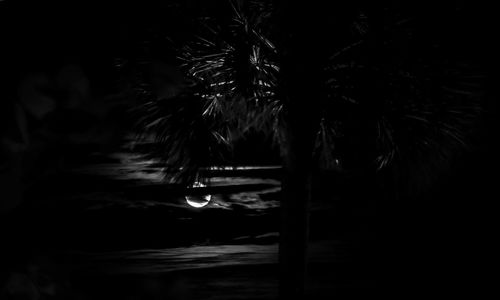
(321, 6), (484, 193)
(177, 0), (281, 140)
(131, 0), (280, 185)
(132, 89), (230, 184)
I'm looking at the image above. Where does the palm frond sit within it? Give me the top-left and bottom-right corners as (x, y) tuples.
(132, 89), (230, 184)
(313, 118), (342, 170)
(130, 0), (280, 184)
(321, 9), (484, 192)
(177, 0), (281, 139)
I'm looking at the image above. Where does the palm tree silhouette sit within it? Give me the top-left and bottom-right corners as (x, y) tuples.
(130, 1), (485, 298)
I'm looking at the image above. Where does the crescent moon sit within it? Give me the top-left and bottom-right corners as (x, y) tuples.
(186, 194), (212, 208)
(185, 181), (212, 208)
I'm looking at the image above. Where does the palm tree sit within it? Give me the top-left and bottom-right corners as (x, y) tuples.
(129, 1), (484, 298)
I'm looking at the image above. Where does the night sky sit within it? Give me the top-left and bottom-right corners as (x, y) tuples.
(1, 0), (499, 299)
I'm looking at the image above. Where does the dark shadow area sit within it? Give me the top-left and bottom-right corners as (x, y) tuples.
(1, 0), (498, 299)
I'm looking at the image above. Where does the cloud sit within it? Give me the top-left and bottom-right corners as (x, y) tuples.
(81, 244), (278, 274)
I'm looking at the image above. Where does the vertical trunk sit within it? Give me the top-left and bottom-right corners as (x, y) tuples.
(274, 2), (323, 296)
(272, 2), (357, 298)
(276, 22), (321, 295)
(279, 126), (315, 299)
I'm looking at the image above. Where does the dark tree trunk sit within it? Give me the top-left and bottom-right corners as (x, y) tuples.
(279, 127), (315, 298)
(273, 2), (360, 298)
(275, 6), (323, 298)
(273, 3), (324, 298)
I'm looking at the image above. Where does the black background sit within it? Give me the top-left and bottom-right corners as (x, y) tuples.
(1, 0), (498, 298)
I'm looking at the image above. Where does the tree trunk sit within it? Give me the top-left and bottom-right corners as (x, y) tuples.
(276, 27), (322, 299)
(279, 125), (315, 299)
(274, 5), (323, 297)
(273, 2), (358, 298)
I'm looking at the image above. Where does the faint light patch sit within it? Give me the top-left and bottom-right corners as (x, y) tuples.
(233, 235), (252, 241)
(231, 232), (279, 244)
(73, 152), (280, 185)
(215, 186), (280, 211)
(255, 232), (279, 239)
(124, 170), (165, 182)
(73, 152), (166, 183)
(71, 156), (281, 211)
(81, 244), (278, 274)
(209, 177), (280, 187)
(184, 176), (280, 210)
(69, 192), (186, 211)
(208, 166), (281, 171)
(210, 195), (233, 210)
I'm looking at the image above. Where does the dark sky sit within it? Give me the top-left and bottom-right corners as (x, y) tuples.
(0, 0), (498, 194)
(1, 0), (498, 188)
(0, 2), (498, 297)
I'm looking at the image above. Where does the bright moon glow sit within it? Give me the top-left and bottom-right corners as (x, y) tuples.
(186, 181), (212, 208)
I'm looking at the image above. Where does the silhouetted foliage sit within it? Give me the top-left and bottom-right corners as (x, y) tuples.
(131, 0), (484, 195)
